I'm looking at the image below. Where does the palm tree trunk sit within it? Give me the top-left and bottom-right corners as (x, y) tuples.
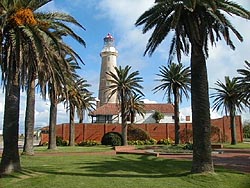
(121, 92), (128, 146)
(190, 44), (214, 173)
(230, 111), (237, 145)
(69, 106), (75, 146)
(79, 112), (84, 123)
(48, 95), (57, 150)
(130, 110), (135, 124)
(173, 87), (180, 145)
(0, 68), (21, 175)
(23, 74), (36, 155)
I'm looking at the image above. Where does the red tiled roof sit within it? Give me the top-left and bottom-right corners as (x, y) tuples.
(144, 103), (174, 113)
(90, 103), (120, 115)
(90, 103), (174, 116)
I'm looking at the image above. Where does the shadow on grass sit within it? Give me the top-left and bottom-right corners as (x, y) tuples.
(3, 153), (247, 181)
(23, 154), (192, 178)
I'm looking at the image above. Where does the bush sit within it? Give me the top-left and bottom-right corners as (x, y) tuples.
(182, 142), (193, 150)
(128, 138), (157, 145)
(127, 125), (150, 141)
(243, 125), (250, 138)
(101, 132), (122, 146)
(56, 136), (68, 146)
(157, 138), (173, 145)
(78, 140), (100, 146)
(152, 111), (164, 123)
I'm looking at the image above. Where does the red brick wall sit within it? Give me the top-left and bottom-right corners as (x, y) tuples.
(40, 116), (243, 144)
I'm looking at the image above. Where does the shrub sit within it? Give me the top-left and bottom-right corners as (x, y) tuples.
(128, 140), (144, 145)
(128, 138), (157, 145)
(56, 136), (68, 146)
(152, 111), (164, 123)
(127, 125), (150, 141)
(101, 132), (122, 146)
(157, 138), (173, 145)
(78, 140), (100, 146)
(183, 142), (193, 150)
(243, 125), (250, 138)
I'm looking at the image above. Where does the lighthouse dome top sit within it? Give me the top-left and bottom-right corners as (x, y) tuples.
(101, 33), (118, 54)
(104, 33), (114, 44)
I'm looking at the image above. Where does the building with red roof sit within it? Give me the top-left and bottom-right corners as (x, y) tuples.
(89, 103), (176, 124)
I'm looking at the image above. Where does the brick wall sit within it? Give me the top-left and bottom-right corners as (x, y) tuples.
(40, 116), (243, 144)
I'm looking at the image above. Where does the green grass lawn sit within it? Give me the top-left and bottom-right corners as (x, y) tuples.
(33, 145), (113, 153)
(1, 146), (250, 188)
(223, 142), (250, 149)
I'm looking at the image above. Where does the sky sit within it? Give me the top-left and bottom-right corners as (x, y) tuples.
(0, 0), (250, 133)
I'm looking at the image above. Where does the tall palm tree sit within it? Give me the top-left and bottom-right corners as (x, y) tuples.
(106, 65), (144, 145)
(237, 61), (250, 106)
(135, 0), (250, 173)
(45, 58), (83, 150)
(66, 78), (95, 146)
(153, 63), (191, 145)
(22, 43), (40, 156)
(0, 0), (85, 174)
(211, 76), (244, 145)
(0, 0), (52, 175)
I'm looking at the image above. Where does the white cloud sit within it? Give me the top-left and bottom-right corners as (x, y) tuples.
(142, 99), (157, 104)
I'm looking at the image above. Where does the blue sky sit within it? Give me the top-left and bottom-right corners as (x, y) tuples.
(1, 0), (250, 133)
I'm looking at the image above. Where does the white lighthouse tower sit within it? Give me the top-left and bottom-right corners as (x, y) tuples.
(98, 33), (118, 106)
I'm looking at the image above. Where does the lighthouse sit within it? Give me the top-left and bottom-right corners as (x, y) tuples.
(98, 33), (118, 106)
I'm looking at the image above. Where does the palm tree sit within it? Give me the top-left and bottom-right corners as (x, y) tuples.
(127, 94), (145, 124)
(0, 0), (85, 174)
(211, 77), (244, 145)
(45, 58), (83, 150)
(237, 61), (250, 106)
(66, 78), (95, 146)
(135, 0), (250, 173)
(22, 44), (39, 156)
(106, 65), (144, 145)
(153, 63), (191, 145)
(0, 0), (52, 175)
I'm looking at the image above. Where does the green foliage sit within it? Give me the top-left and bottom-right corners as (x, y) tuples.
(78, 140), (100, 146)
(128, 138), (157, 145)
(56, 136), (68, 146)
(157, 138), (174, 145)
(183, 142), (193, 150)
(127, 125), (150, 141)
(101, 132), (122, 146)
(152, 111), (164, 123)
(243, 124), (250, 138)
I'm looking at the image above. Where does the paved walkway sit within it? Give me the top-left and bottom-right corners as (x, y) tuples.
(115, 147), (250, 173)
(158, 149), (250, 173)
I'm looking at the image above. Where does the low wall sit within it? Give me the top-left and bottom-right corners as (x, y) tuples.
(40, 116), (243, 144)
